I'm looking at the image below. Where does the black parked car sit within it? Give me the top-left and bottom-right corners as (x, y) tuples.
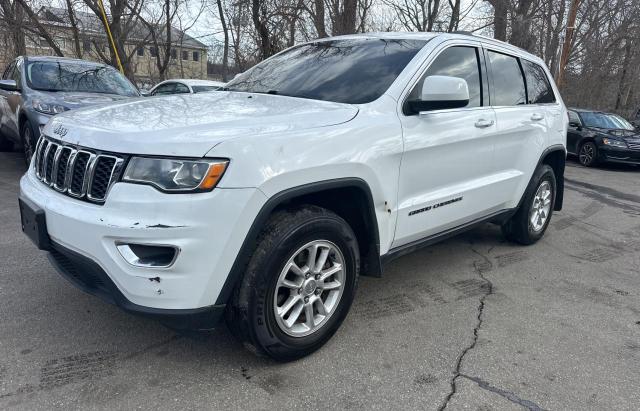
(0, 56), (139, 164)
(567, 108), (640, 167)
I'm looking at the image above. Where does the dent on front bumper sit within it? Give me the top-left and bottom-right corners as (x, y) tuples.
(20, 167), (266, 318)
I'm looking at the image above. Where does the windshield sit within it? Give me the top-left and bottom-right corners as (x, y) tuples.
(224, 38), (428, 104)
(580, 112), (635, 131)
(26, 61), (139, 96)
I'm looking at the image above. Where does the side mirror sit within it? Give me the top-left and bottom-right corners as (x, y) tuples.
(139, 90), (150, 97)
(569, 121), (580, 128)
(0, 79), (18, 92)
(409, 75), (469, 113)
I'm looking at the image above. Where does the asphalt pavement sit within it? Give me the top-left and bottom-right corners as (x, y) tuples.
(1, 150), (639, 410)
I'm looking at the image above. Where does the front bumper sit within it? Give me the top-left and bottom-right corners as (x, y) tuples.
(599, 145), (640, 165)
(48, 240), (225, 329)
(20, 166), (266, 317)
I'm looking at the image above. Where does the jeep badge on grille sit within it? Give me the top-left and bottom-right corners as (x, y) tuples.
(53, 124), (68, 137)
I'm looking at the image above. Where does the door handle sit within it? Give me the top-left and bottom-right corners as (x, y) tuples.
(474, 119), (494, 128)
(531, 113), (545, 121)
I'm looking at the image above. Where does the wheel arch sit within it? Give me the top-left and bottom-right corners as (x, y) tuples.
(214, 178), (382, 306)
(17, 110), (34, 144)
(539, 144), (566, 211)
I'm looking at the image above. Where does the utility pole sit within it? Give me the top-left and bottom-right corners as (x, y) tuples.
(556, 0), (581, 88)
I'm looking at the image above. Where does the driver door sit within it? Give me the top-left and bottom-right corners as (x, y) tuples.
(393, 43), (499, 248)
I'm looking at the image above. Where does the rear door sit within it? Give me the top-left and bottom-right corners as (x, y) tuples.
(393, 42), (500, 247)
(485, 49), (552, 208)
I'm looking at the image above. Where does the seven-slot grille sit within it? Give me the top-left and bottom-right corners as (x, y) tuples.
(34, 136), (125, 204)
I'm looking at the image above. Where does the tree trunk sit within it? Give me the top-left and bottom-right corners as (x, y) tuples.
(14, 0), (65, 56)
(65, 0), (83, 58)
(216, 0), (229, 81)
(313, 0), (328, 37)
(487, 0), (508, 41)
(447, 0), (460, 32)
(615, 40), (632, 110)
(251, 0), (274, 59)
(334, 0), (358, 35)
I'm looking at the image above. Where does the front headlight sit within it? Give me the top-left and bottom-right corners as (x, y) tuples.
(602, 138), (627, 148)
(32, 99), (69, 115)
(122, 157), (229, 192)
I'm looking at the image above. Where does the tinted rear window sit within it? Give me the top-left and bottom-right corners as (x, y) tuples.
(487, 51), (526, 106)
(225, 38), (428, 104)
(522, 60), (555, 104)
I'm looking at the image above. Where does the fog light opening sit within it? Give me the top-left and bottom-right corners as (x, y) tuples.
(116, 243), (179, 268)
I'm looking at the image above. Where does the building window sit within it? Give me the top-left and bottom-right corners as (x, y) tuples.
(137, 46), (144, 56)
(182, 50), (188, 60)
(150, 47), (157, 57)
(55, 37), (66, 49)
(193, 51), (199, 62)
(83, 40), (91, 52)
(171, 49), (177, 59)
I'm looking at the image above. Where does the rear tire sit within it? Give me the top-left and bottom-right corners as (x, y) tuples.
(578, 141), (597, 167)
(226, 205), (359, 361)
(502, 165), (556, 245)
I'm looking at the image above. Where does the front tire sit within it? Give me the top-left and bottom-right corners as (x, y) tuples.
(578, 141), (598, 167)
(21, 121), (38, 167)
(226, 205), (360, 361)
(502, 164), (556, 245)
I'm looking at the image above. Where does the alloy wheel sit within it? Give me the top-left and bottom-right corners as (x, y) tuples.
(579, 143), (594, 166)
(530, 181), (552, 232)
(273, 240), (345, 337)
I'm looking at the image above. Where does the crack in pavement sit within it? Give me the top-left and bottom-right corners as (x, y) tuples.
(438, 245), (548, 410)
(438, 245), (493, 411)
(460, 374), (547, 411)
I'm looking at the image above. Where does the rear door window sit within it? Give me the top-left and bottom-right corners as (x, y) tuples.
(522, 60), (556, 104)
(487, 51), (526, 106)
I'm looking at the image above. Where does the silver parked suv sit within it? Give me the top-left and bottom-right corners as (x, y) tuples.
(0, 56), (139, 164)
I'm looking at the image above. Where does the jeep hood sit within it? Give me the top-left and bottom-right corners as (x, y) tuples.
(45, 92), (359, 157)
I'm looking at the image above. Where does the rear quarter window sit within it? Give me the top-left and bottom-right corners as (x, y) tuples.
(522, 60), (556, 104)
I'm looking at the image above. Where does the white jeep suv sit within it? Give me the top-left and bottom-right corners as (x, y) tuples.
(19, 32), (567, 361)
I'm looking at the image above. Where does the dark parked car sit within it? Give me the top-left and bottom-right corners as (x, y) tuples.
(0, 56), (139, 164)
(632, 108), (640, 128)
(567, 108), (640, 167)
